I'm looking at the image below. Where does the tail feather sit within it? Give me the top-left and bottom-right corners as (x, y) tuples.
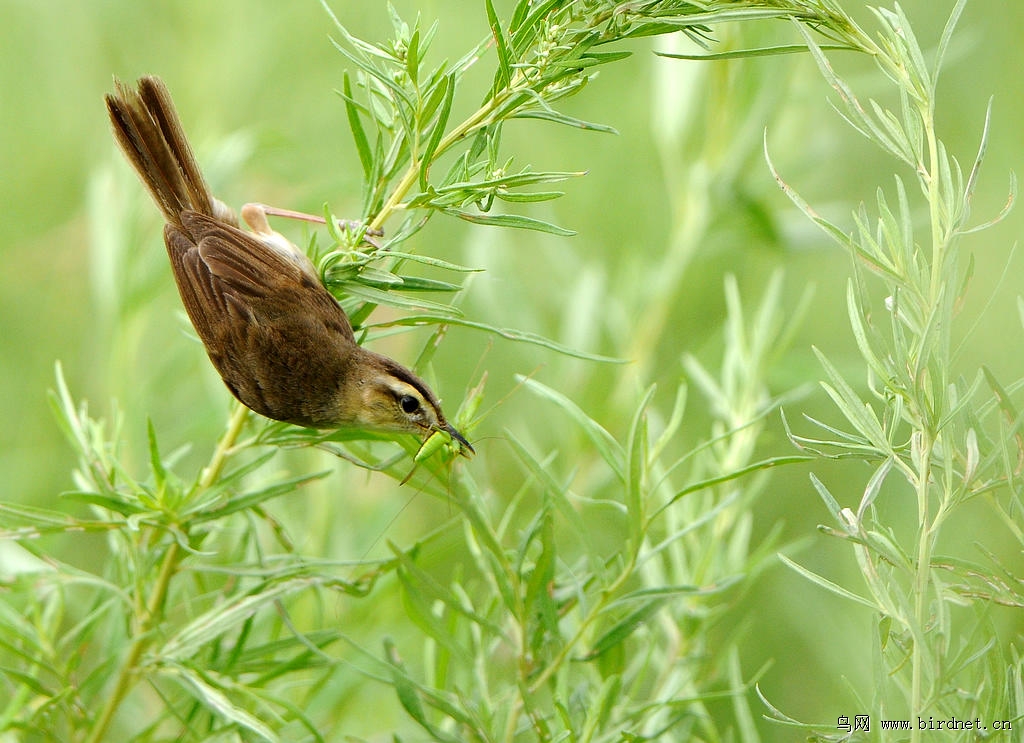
(105, 76), (230, 226)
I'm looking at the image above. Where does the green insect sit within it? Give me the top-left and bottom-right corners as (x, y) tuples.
(403, 372), (486, 481)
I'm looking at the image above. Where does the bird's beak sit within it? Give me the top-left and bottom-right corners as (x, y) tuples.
(444, 422), (475, 457)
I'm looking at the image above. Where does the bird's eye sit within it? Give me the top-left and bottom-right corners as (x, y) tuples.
(399, 395), (421, 414)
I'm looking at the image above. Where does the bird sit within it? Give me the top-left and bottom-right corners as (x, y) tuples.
(105, 75), (472, 455)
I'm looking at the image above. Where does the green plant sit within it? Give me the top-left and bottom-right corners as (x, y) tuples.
(764, 1), (1024, 739)
(1, 1), (1020, 742)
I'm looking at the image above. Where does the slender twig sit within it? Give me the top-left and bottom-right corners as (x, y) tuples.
(85, 403), (249, 742)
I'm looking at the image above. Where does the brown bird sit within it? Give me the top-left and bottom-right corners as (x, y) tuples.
(105, 75), (472, 454)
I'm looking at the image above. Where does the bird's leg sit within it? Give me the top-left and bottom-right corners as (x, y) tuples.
(241, 203), (383, 249)
(237, 202), (313, 268)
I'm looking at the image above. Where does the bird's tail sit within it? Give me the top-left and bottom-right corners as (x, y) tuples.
(105, 76), (235, 226)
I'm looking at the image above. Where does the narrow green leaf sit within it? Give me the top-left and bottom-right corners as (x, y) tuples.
(485, 0), (512, 94)
(433, 169), (584, 193)
(937, 141), (957, 233)
(504, 433), (594, 554)
(548, 52), (632, 70)
(637, 7), (804, 27)
(845, 281), (891, 385)
(165, 665), (278, 743)
(325, 16), (415, 109)
(899, 87), (924, 163)
(885, 4), (930, 97)
(384, 639), (463, 743)
(336, 282), (463, 316)
(181, 450), (277, 515)
(620, 20), (710, 41)
(341, 72), (372, 180)
(766, 134), (869, 258)
(418, 71), (448, 124)
(355, 266), (405, 288)
(0, 666), (52, 696)
(794, 24), (875, 138)
(388, 647), (432, 733)
(614, 580), (743, 608)
(161, 579), (315, 660)
(960, 170), (1016, 235)
(584, 675), (623, 740)
(394, 541), (505, 636)
(508, 0), (533, 36)
(519, 377), (625, 479)
(935, 0), (968, 85)
(650, 383), (687, 464)
(190, 472), (327, 523)
(875, 185), (904, 270)
(963, 97), (993, 214)
(48, 362), (89, 460)
(809, 472), (844, 527)
(493, 189), (564, 203)
(722, 650), (759, 743)
(0, 501), (118, 537)
(984, 366), (1019, 417)
(778, 554), (877, 610)
(372, 314), (625, 363)
(146, 418), (167, 494)
(581, 50), (632, 65)
(392, 548), (473, 665)
(456, 499), (519, 616)
(380, 250), (482, 272)
(523, 506), (558, 642)
(386, 3), (407, 40)
(813, 347), (889, 451)
(584, 597), (668, 660)
(445, 208), (576, 236)
(867, 97), (913, 163)
(420, 74), (455, 190)
(512, 108), (618, 133)
(212, 451), (277, 490)
(509, 0), (561, 51)
(59, 491), (146, 516)
(405, 27), (419, 85)
(657, 456), (810, 516)
(656, 43), (856, 61)
(625, 386), (655, 544)
(858, 456), (893, 519)
(394, 276), (462, 292)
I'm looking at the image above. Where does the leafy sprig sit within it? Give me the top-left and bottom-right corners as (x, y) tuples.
(768, 0), (1022, 735)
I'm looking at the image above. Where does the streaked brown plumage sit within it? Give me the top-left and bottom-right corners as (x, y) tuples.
(105, 75), (472, 454)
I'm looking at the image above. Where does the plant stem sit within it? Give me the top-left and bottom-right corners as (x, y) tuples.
(84, 548), (181, 743)
(368, 95), (502, 234)
(910, 86), (944, 738)
(200, 402), (251, 489)
(84, 402), (249, 743)
(910, 434), (933, 743)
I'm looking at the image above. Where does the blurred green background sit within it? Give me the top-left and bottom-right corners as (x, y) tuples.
(2, 0), (1023, 738)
